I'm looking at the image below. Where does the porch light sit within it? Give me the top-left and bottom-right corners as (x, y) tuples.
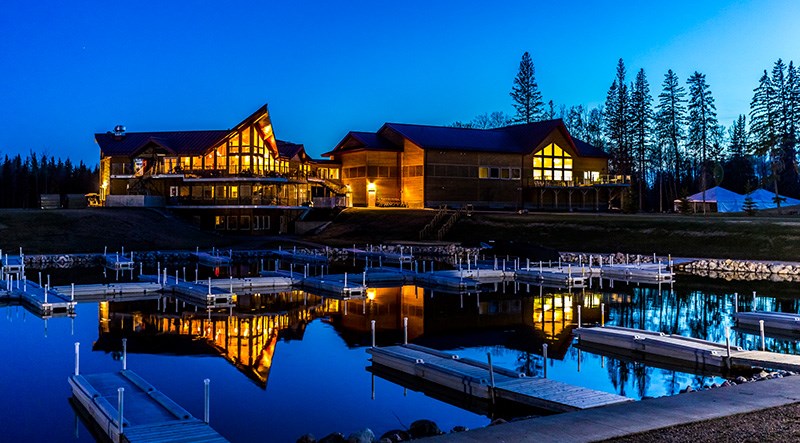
(367, 182), (376, 192)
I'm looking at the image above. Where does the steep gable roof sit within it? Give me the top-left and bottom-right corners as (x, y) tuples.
(96, 130), (229, 157)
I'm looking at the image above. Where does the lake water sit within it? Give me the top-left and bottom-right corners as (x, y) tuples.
(1, 263), (799, 442)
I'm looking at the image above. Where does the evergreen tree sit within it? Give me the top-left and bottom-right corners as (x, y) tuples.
(686, 71), (718, 212)
(604, 59), (632, 177)
(510, 52), (544, 123)
(566, 105), (587, 140)
(742, 183), (757, 216)
(585, 106), (605, 148)
(655, 69), (686, 205)
(750, 68), (783, 204)
(545, 100), (556, 120)
(630, 68), (652, 210)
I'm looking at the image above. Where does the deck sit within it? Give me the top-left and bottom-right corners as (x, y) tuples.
(598, 263), (674, 283)
(412, 272), (480, 291)
(69, 370), (227, 443)
(575, 326), (800, 372)
(1, 253), (25, 279)
(368, 344), (631, 412)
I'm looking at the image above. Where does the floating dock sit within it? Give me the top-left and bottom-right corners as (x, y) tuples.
(300, 273), (367, 298)
(1, 253), (24, 278)
(348, 248), (413, 265)
(105, 253), (135, 271)
(209, 275), (295, 293)
(735, 311), (800, 333)
(268, 248), (329, 265)
(515, 267), (587, 287)
(412, 272), (479, 291)
(8, 280), (76, 316)
(52, 282), (162, 302)
(69, 369), (227, 443)
(575, 326), (800, 372)
(368, 344), (631, 412)
(194, 250), (232, 267)
(161, 278), (235, 308)
(598, 263), (674, 283)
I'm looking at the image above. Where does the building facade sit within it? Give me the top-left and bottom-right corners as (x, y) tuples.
(325, 120), (628, 210)
(96, 105), (346, 233)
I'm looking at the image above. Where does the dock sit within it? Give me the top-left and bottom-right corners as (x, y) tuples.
(194, 249), (232, 267)
(1, 252), (24, 278)
(735, 311), (800, 333)
(300, 273), (367, 298)
(8, 279), (76, 316)
(51, 282), (162, 302)
(69, 369), (227, 443)
(412, 272), (480, 291)
(161, 277), (235, 308)
(368, 344), (631, 412)
(268, 247), (329, 265)
(575, 326), (800, 372)
(515, 267), (587, 287)
(105, 253), (135, 271)
(210, 275), (295, 293)
(598, 263), (674, 283)
(348, 247), (413, 265)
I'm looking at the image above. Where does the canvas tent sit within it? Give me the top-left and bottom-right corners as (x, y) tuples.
(749, 188), (800, 209)
(674, 186), (745, 213)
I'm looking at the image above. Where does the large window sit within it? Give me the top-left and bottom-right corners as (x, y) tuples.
(533, 143), (573, 181)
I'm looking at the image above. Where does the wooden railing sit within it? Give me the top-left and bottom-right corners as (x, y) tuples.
(437, 205), (466, 240)
(419, 205), (448, 240)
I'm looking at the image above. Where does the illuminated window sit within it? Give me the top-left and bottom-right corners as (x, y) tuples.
(532, 143), (572, 182)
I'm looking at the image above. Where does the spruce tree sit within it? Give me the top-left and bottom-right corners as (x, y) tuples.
(686, 71), (718, 212)
(750, 68), (782, 204)
(510, 52), (544, 123)
(630, 68), (652, 211)
(655, 69), (686, 205)
(604, 59), (632, 177)
(742, 182), (757, 216)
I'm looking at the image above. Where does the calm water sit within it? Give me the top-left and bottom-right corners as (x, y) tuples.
(2, 264), (799, 442)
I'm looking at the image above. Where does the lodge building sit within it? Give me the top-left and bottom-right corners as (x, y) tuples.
(325, 120), (628, 210)
(97, 105), (627, 234)
(96, 105), (346, 233)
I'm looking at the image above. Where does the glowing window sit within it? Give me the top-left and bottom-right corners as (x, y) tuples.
(532, 143), (572, 182)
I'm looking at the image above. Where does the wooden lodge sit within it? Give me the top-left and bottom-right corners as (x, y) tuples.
(96, 105), (346, 234)
(325, 120), (628, 210)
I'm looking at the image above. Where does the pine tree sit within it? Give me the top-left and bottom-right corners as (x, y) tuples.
(686, 71), (718, 213)
(510, 52), (544, 123)
(604, 59), (632, 177)
(750, 68), (782, 205)
(545, 100), (556, 120)
(742, 183), (757, 216)
(566, 105), (587, 140)
(630, 68), (652, 210)
(655, 69), (686, 206)
(585, 107), (605, 148)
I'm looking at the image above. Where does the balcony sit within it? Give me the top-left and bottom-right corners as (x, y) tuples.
(524, 175), (631, 188)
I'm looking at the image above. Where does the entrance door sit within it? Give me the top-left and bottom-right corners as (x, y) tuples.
(367, 188), (376, 207)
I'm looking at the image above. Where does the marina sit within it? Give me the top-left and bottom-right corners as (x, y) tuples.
(5, 278), (76, 316)
(194, 249), (233, 267)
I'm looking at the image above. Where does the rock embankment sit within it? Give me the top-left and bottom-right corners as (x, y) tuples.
(678, 258), (800, 282)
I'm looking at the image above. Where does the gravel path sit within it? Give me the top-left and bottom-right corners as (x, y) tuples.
(603, 403), (800, 442)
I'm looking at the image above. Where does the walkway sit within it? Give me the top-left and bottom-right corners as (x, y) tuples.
(429, 375), (800, 442)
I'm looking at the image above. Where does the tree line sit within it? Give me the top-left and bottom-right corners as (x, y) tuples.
(455, 52), (800, 211)
(0, 153), (98, 208)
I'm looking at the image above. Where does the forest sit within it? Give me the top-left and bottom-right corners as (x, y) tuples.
(457, 53), (800, 212)
(0, 153), (98, 208)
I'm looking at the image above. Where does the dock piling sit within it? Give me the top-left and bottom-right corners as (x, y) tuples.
(204, 379), (210, 424)
(74, 342), (80, 376)
(734, 292), (738, 313)
(403, 317), (408, 344)
(122, 338), (127, 370)
(760, 320), (766, 351)
(371, 320), (376, 347)
(543, 344), (548, 378)
(117, 388), (124, 435)
(487, 352), (496, 405)
(725, 327), (731, 368)
(577, 305), (582, 328)
(601, 303), (605, 327)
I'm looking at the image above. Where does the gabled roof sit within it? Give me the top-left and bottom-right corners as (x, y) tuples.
(96, 130), (229, 157)
(324, 119), (609, 158)
(277, 140), (306, 159)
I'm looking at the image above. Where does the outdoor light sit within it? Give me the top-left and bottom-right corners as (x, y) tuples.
(367, 182), (376, 192)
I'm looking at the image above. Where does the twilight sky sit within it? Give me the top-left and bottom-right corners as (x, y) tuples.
(1, 0), (798, 165)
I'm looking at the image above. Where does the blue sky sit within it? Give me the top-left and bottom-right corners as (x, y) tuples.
(1, 0), (798, 165)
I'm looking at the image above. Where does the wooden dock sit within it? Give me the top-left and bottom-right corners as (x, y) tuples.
(575, 326), (800, 372)
(735, 311), (800, 333)
(368, 344), (631, 412)
(8, 280), (76, 316)
(69, 369), (227, 443)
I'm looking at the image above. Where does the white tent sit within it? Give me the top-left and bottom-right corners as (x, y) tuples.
(674, 186), (744, 213)
(748, 189), (800, 209)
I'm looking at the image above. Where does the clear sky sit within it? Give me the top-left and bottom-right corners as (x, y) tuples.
(1, 0), (798, 165)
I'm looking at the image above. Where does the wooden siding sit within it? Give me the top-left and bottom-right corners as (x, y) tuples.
(401, 140), (425, 208)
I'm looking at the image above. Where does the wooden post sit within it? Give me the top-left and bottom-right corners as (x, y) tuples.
(204, 379), (210, 424)
(487, 352), (496, 405)
(117, 388), (124, 435)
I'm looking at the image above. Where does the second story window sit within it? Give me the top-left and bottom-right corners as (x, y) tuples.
(533, 143), (572, 181)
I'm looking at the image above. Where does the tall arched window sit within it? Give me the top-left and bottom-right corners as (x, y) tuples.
(533, 143), (573, 181)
